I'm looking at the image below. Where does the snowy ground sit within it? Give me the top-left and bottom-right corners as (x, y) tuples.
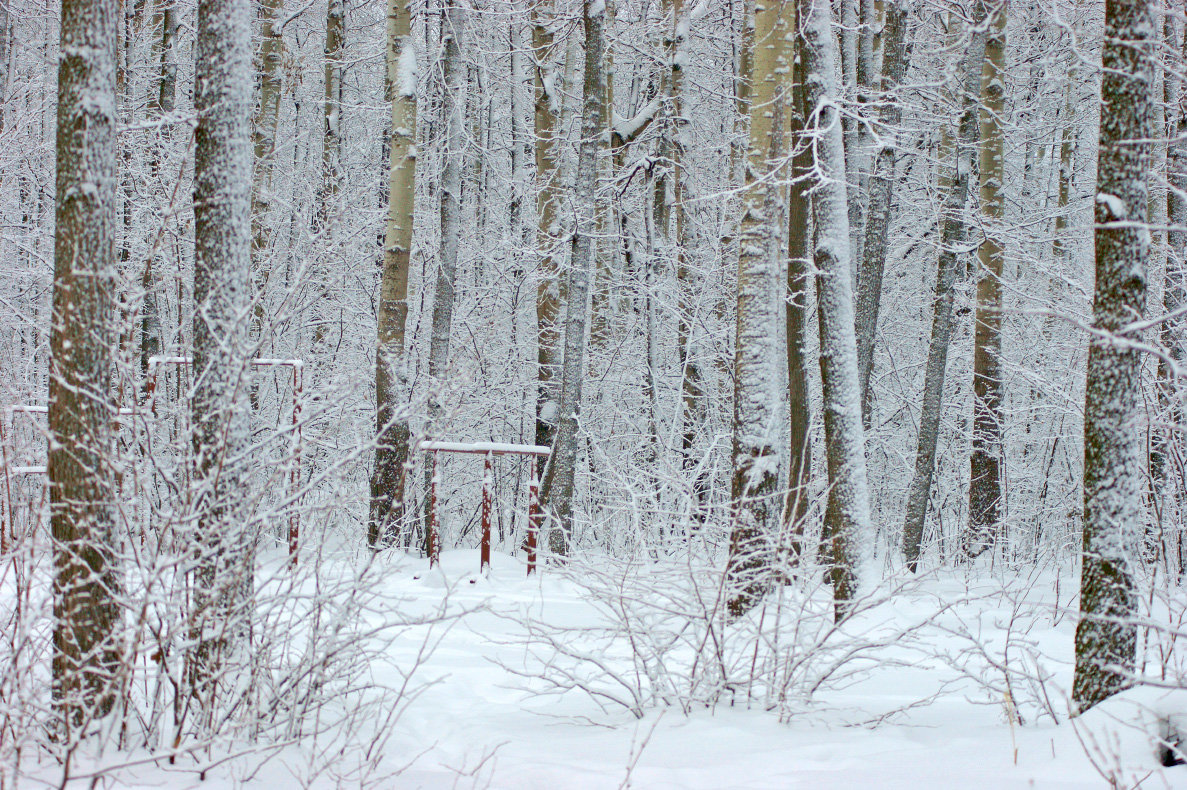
(21, 548), (1187, 788)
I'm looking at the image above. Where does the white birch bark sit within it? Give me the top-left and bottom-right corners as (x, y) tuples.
(725, 0), (790, 616)
(369, 0), (418, 547)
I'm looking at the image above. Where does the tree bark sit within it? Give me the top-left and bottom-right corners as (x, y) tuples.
(964, 0), (1007, 560)
(724, 0), (791, 616)
(189, 0), (253, 722)
(854, 0), (907, 423)
(50, 0), (121, 730)
(803, 0), (872, 619)
(901, 7), (988, 572)
(1072, 0), (1152, 713)
(369, 0), (418, 547)
(538, 0), (605, 557)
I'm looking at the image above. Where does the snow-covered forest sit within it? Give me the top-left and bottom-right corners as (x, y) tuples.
(1, 0), (1186, 783)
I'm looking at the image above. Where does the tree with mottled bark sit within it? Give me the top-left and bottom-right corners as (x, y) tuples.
(188, 0), (253, 717)
(49, 0), (122, 732)
(1072, 0), (1152, 713)
(965, 0), (1007, 560)
(724, 0), (790, 616)
(370, 0), (418, 548)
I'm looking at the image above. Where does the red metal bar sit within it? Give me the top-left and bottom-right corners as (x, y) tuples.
(481, 451), (493, 573)
(428, 450), (440, 567)
(527, 461), (540, 576)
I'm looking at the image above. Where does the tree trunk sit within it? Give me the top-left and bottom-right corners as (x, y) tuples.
(189, 0), (253, 723)
(803, 0), (872, 619)
(538, 0), (605, 557)
(250, 0), (285, 333)
(964, 0), (1007, 560)
(901, 7), (988, 572)
(854, 0), (907, 423)
(724, 0), (791, 617)
(533, 0), (563, 470)
(785, 25), (813, 564)
(1072, 0), (1152, 713)
(369, 0), (418, 548)
(50, 0), (121, 730)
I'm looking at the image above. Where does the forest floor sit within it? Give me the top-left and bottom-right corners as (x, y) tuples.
(23, 547), (1187, 788)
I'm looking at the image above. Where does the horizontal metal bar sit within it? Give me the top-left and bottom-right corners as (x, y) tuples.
(421, 440), (551, 456)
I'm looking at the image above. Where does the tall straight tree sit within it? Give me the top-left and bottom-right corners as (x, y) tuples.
(532, 0), (562, 466)
(189, 0), (253, 708)
(854, 0), (907, 421)
(370, 0), (418, 547)
(1072, 0), (1152, 712)
(802, 0), (871, 618)
(724, 0), (790, 615)
(901, 5), (988, 572)
(49, 0), (121, 731)
(538, 0), (605, 556)
(965, 0), (1007, 559)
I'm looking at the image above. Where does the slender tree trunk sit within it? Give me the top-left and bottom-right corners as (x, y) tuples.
(189, 0), (253, 722)
(784, 26), (813, 563)
(538, 0), (605, 557)
(50, 0), (121, 731)
(1073, 0), (1152, 713)
(854, 0), (907, 423)
(965, 0), (1007, 560)
(248, 0), (284, 354)
(802, 0), (872, 619)
(725, 0), (791, 616)
(533, 0), (563, 471)
(901, 7), (988, 572)
(369, 0), (417, 547)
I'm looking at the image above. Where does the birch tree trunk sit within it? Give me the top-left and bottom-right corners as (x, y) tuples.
(854, 0), (907, 423)
(1073, 0), (1152, 712)
(369, 0), (418, 547)
(189, 0), (253, 718)
(49, 0), (121, 730)
(426, 0), (467, 402)
(538, 0), (605, 557)
(725, 0), (790, 616)
(533, 0), (563, 466)
(901, 8), (988, 572)
(803, 0), (872, 618)
(965, 0), (1007, 560)
(249, 0), (284, 340)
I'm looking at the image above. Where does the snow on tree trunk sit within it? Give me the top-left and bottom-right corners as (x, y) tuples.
(189, 0), (253, 723)
(538, 0), (605, 557)
(785, 34), (813, 563)
(370, 0), (418, 548)
(1072, 0), (1152, 713)
(901, 7), (988, 573)
(802, 0), (872, 619)
(725, 0), (790, 616)
(965, 0), (1007, 560)
(533, 0), (563, 470)
(49, 0), (121, 730)
(249, 0), (284, 341)
(854, 0), (906, 424)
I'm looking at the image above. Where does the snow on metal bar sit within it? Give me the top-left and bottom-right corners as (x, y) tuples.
(8, 466), (45, 476)
(421, 440), (551, 456)
(146, 355), (303, 368)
